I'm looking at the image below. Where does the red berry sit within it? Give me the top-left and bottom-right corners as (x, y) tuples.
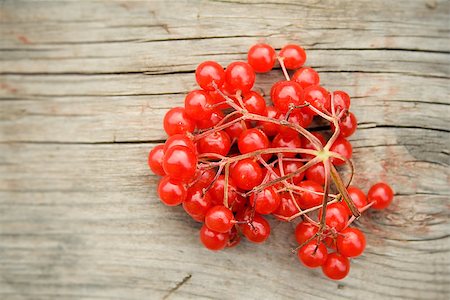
(332, 91), (351, 112)
(231, 159), (263, 190)
(205, 205), (235, 233)
(196, 109), (224, 130)
(368, 182), (394, 210)
(184, 90), (214, 120)
(210, 175), (238, 206)
(224, 115), (248, 141)
(198, 130), (231, 156)
(225, 61), (255, 93)
(330, 137), (353, 166)
(183, 187), (213, 221)
(279, 44), (306, 69)
(322, 253), (350, 280)
(305, 162), (326, 185)
(271, 81), (304, 113)
(242, 91), (267, 115)
(273, 192), (300, 221)
(148, 144), (166, 176)
(240, 214), (271, 243)
(193, 169), (216, 189)
(157, 176), (186, 206)
(298, 241), (328, 268)
(195, 61), (225, 91)
(297, 180), (324, 209)
(249, 187), (281, 214)
(331, 112), (357, 137)
(282, 160), (305, 184)
(258, 106), (282, 137)
(164, 134), (196, 153)
(238, 128), (270, 160)
(271, 133), (302, 158)
(163, 107), (195, 136)
(163, 145), (197, 183)
(292, 67), (320, 88)
(336, 227), (366, 257)
(343, 186), (367, 216)
(227, 226), (241, 248)
(318, 203), (349, 232)
(247, 43), (276, 73)
(304, 85), (331, 115)
(200, 224), (229, 251)
(294, 221), (319, 245)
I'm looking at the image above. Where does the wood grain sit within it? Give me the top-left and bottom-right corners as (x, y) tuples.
(1, 0), (449, 299)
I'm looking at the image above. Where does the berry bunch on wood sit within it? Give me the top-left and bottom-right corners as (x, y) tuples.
(148, 43), (394, 280)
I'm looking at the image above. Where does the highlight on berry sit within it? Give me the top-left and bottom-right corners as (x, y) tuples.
(147, 42), (394, 281)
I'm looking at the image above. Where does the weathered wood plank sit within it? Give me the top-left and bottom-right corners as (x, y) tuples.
(0, 0), (449, 299)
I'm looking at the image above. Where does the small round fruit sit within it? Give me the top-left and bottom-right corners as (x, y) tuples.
(322, 253), (350, 280)
(198, 130), (231, 156)
(157, 176), (186, 206)
(271, 133), (302, 158)
(184, 90), (214, 120)
(164, 134), (196, 153)
(247, 43), (276, 73)
(344, 186), (367, 216)
(273, 192), (300, 221)
(305, 162), (325, 185)
(240, 214), (271, 243)
(331, 112), (357, 137)
(243, 91), (267, 115)
(231, 159), (263, 190)
(163, 107), (195, 136)
(330, 137), (353, 166)
(200, 224), (229, 251)
(336, 227), (366, 257)
(148, 144), (166, 176)
(292, 67), (320, 88)
(298, 241), (328, 268)
(183, 187), (213, 221)
(303, 85), (331, 115)
(163, 145), (197, 182)
(225, 61), (255, 93)
(279, 44), (307, 69)
(205, 205), (235, 233)
(249, 187), (281, 214)
(271, 81), (304, 113)
(297, 180), (324, 209)
(318, 203), (349, 232)
(368, 182), (394, 210)
(195, 61), (225, 91)
(333, 90), (351, 112)
(210, 175), (238, 206)
(295, 221), (318, 245)
(238, 128), (270, 156)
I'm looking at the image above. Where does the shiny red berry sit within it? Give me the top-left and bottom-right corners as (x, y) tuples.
(297, 180), (324, 209)
(184, 90), (214, 120)
(205, 205), (235, 233)
(292, 67), (320, 88)
(164, 134), (196, 153)
(343, 186), (367, 215)
(318, 203), (349, 232)
(231, 159), (263, 190)
(322, 253), (350, 280)
(157, 176), (186, 206)
(243, 91), (267, 115)
(271, 133), (302, 158)
(330, 137), (353, 166)
(295, 221), (318, 245)
(368, 182), (394, 210)
(225, 61), (255, 93)
(249, 187), (281, 215)
(195, 61), (225, 91)
(163, 107), (195, 136)
(200, 224), (229, 251)
(298, 241), (328, 268)
(247, 43), (276, 73)
(198, 130), (231, 156)
(279, 44), (306, 69)
(148, 144), (166, 176)
(271, 81), (304, 113)
(163, 145), (197, 183)
(336, 227), (366, 257)
(240, 213), (271, 243)
(304, 85), (331, 115)
(183, 187), (213, 221)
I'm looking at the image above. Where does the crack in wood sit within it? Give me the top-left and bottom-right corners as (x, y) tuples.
(162, 274), (192, 300)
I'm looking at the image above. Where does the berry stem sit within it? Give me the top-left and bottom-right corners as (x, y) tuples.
(277, 56), (291, 81)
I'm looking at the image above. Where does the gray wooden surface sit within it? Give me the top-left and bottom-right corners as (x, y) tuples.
(1, 0), (449, 299)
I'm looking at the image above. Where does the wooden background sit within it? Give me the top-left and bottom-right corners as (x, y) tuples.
(1, 0), (449, 299)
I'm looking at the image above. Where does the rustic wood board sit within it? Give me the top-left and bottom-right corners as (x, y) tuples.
(1, 0), (449, 299)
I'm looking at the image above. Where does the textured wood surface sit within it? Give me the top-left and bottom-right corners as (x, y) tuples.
(1, 1), (449, 299)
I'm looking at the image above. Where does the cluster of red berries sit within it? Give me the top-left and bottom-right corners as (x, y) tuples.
(148, 43), (394, 280)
